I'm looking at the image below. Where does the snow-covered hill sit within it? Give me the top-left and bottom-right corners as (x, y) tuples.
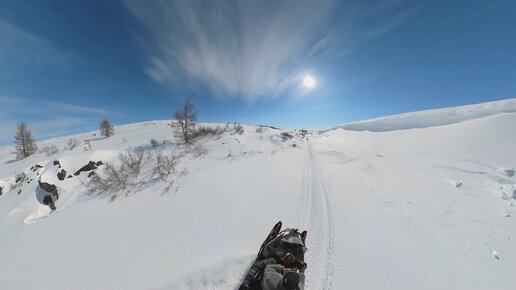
(1, 99), (515, 290)
(339, 98), (516, 132)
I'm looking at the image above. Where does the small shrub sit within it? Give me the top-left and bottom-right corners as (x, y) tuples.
(67, 137), (80, 150)
(14, 171), (26, 184)
(89, 163), (131, 194)
(233, 123), (244, 135)
(119, 150), (148, 178)
(191, 125), (227, 139)
(280, 132), (294, 140)
(189, 143), (208, 158)
(153, 152), (180, 181)
(40, 144), (59, 156)
(88, 149), (148, 196)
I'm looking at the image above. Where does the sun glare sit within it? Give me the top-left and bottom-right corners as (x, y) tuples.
(303, 74), (316, 89)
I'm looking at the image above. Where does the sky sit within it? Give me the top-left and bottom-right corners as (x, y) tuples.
(0, 0), (515, 144)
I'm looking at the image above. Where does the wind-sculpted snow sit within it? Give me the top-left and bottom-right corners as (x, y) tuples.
(0, 99), (515, 289)
(339, 98), (516, 132)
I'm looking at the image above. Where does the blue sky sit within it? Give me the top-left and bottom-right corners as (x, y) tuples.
(1, 0), (515, 144)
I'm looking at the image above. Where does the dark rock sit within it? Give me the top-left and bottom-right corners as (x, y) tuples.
(57, 169), (67, 181)
(96, 161), (104, 166)
(88, 171), (96, 178)
(15, 175), (24, 183)
(30, 164), (43, 172)
(74, 161), (98, 176)
(43, 195), (52, 205)
(18, 189), (21, 195)
(53, 160), (61, 168)
(42, 195), (56, 210)
(39, 181), (58, 200)
(0, 186), (3, 196)
(67, 175), (73, 179)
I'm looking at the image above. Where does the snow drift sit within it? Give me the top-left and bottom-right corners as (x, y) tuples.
(339, 98), (516, 132)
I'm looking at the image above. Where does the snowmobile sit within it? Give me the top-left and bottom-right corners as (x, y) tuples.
(239, 221), (307, 290)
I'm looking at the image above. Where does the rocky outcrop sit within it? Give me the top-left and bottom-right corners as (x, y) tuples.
(39, 181), (58, 197)
(30, 164), (43, 172)
(53, 160), (61, 168)
(39, 179), (58, 211)
(43, 195), (56, 210)
(57, 169), (67, 181)
(74, 161), (97, 175)
(0, 186), (3, 196)
(74, 161), (102, 176)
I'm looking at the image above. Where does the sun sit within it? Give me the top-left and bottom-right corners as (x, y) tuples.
(303, 74), (316, 89)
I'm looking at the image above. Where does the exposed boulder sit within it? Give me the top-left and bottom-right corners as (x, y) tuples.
(0, 186), (3, 196)
(96, 161), (103, 166)
(30, 164), (43, 172)
(88, 171), (96, 178)
(53, 160), (61, 168)
(42, 195), (56, 211)
(74, 161), (101, 176)
(57, 169), (67, 181)
(67, 175), (73, 179)
(38, 180), (58, 199)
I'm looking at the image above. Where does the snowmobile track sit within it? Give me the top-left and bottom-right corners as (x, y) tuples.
(298, 142), (336, 289)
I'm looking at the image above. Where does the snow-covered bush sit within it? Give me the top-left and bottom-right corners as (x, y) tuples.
(256, 126), (263, 133)
(233, 123), (244, 135)
(88, 150), (148, 196)
(40, 144), (59, 156)
(67, 137), (80, 150)
(153, 152), (180, 181)
(280, 132), (293, 140)
(191, 125), (227, 139)
(14, 171), (26, 184)
(89, 163), (131, 194)
(189, 143), (208, 158)
(119, 150), (148, 178)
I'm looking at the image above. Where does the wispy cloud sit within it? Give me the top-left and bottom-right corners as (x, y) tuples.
(124, 0), (339, 102)
(44, 101), (123, 116)
(124, 0), (418, 102)
(0, 19), (68, 71)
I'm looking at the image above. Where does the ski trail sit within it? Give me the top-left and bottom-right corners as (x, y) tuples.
(298, 142), (336, 289)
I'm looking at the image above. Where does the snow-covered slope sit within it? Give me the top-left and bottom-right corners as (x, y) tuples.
(1, 99), (515, 290)
(339, 98), (516, 132)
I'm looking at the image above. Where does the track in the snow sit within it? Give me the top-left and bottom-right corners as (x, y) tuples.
(297, 142), (336, 289)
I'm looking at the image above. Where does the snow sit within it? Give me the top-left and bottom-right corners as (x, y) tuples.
(339, 98), (516, 132)
(1, 99), (516, 289)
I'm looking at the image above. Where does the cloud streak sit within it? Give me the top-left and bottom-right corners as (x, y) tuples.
(124, 0), (339, 102)
(125, 0), (418, 102)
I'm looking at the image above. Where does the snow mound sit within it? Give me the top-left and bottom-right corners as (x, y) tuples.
(339, 98), (516, 132)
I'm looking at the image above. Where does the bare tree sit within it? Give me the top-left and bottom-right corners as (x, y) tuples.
(100, 118), (115, 138)
(173, 98), (197, 144)
(13, 121), (38, 159)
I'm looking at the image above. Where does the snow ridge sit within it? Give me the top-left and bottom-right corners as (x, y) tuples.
(338, 98), (516, 132)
